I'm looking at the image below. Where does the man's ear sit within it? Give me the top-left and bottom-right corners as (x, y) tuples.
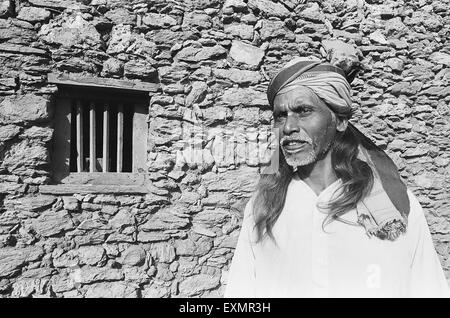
(336, 116), (348, 133)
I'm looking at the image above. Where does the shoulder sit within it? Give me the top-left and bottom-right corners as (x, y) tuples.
(239, 195), (260, 242)
(406, 189), (425, 221)
(405, 189), (430, 234)
(240, 195), (257, 225)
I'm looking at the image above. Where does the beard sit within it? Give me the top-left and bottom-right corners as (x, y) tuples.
(281, 139), (333, 168)
(281, 144), (316, 167)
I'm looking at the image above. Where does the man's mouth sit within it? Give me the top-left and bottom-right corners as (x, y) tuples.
(282, 140), (309, 153)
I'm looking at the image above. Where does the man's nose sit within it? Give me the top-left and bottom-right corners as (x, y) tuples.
(283, 114), (300, 135)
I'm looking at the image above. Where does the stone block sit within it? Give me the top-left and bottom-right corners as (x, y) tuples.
(178, 274), (220, 296)
(0, 247), (44, 278)
(229, 40), (265, 69)
(31, 210), (74, 237)
(0, 94), (50, 124)
(17, 6), (51, 23)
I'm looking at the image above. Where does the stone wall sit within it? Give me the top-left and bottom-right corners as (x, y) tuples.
(0, 0), (449, 297)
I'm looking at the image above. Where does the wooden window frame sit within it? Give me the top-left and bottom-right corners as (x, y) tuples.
(42, 73), (158, 195)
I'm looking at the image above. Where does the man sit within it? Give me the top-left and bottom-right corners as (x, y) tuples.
(224, 58), (449, 297)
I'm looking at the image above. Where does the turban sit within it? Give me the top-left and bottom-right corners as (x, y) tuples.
(267, 59), (410, 241)
(267, 60), (352, 112)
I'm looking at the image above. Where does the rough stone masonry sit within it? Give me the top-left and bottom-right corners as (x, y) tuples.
(0, 0), (449, 297)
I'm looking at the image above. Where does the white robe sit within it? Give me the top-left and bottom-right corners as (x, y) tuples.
(225, 176), (450, 298)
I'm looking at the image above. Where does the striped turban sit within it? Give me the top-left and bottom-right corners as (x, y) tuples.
(267, 60), (352, 113)
(267, 58), (411, 241)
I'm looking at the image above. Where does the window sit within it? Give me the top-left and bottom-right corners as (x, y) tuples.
(45, 73), (156, 193)
(68, 99), (137, 173)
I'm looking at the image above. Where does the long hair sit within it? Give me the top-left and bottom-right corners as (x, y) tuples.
(252, 121), (374, 243)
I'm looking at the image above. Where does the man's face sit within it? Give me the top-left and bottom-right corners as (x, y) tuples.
(273, 86), (343, 167)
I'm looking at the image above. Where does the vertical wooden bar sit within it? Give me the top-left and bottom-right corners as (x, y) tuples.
(53, 98), (72, 181)
(132, 103), (148, 173)
(103, 103), (110, 172)
(76, 100), (83, 172)
(117, 103), (124, 172)
(89, 101), (96, 172)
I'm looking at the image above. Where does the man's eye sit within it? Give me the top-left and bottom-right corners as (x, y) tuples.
(274, 111), (287, 118)
(297, 107), (312, 114)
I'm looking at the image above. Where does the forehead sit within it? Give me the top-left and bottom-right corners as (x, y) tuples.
(273, 86), (327, 109)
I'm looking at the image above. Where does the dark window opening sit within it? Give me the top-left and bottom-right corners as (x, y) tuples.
(67, 100), (135, 173)
(52, 84), (149, 182)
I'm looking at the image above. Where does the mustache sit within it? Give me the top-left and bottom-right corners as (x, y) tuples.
(280, 133), (312, 146)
